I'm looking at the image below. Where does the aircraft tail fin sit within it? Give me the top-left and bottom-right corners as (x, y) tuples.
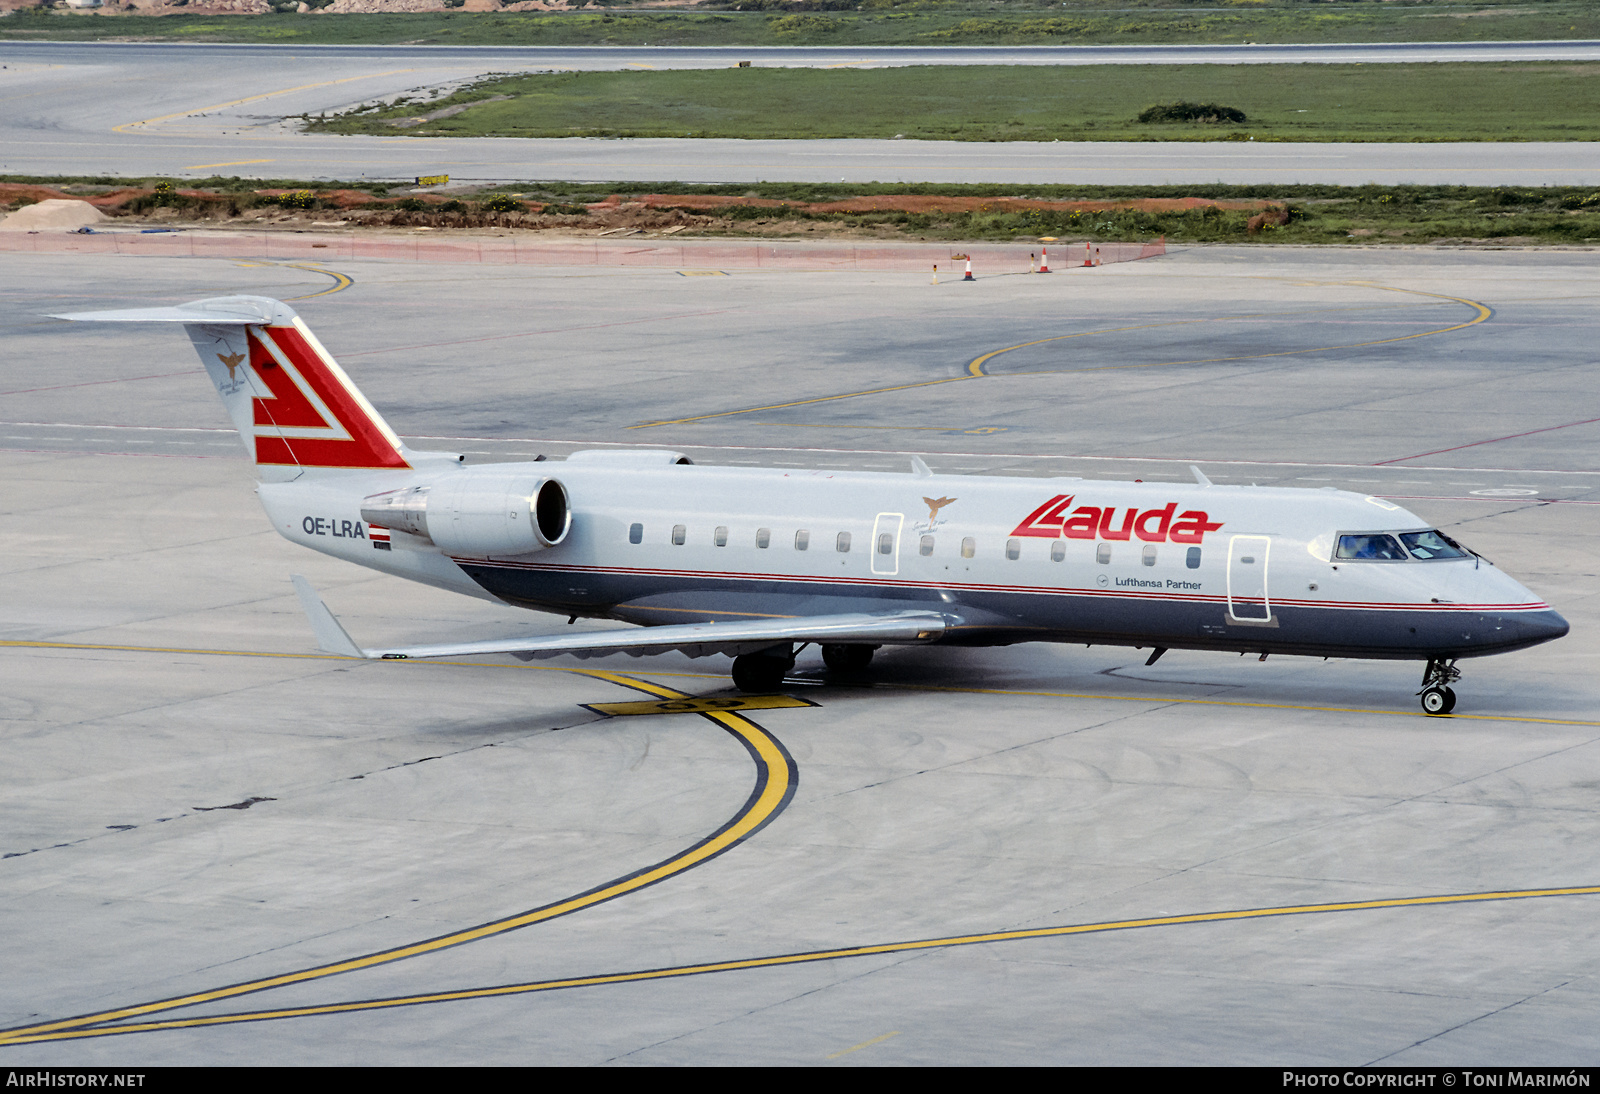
(50, 296), (411, 480)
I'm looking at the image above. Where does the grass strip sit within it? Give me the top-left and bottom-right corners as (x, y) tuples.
(7, 3), (1600, 48)
(309, 62), (1600, 143)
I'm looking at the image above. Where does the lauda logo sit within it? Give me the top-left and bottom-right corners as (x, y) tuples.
(1011, 494), (1224, 543)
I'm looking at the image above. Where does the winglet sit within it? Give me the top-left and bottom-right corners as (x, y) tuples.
(1190, 465), (1213, 487)
(290, 575), (367, 659)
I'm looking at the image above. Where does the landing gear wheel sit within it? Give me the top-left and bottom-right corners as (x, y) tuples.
(1418, 658), (1463, 715)
(731, 652), (794, 693)
(1420, 686), (1457, 715)
(821, 644), (875, 673)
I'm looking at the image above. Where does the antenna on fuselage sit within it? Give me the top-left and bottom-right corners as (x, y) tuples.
(1190, 466), (1213, 487)
(909, 455), (933, 478)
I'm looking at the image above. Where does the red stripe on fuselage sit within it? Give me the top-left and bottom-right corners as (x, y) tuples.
(448, 557), (1550, 613)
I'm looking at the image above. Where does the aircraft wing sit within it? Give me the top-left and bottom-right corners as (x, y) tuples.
(292, 576), (952, 662)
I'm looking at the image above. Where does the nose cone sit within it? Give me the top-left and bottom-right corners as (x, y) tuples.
(1491, 608), (1570, 653)
(1523, 609), (1571, 645)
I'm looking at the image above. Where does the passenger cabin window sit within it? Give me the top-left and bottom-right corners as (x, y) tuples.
(837, 532), (852, 553)
(756, 528), (771, 549)
(795, 530), (809, 551)
(714, 526), (728, 547)
(1336, 534), (1407, 561)
(920, 535), (935, 557)
(1006, 539), (1020, 561)
(1050, 541), (1065, 562)
(961, 537), (975, 559)
(671, 524), (686, 546)
(877, 532), (893, 555)
(1096, 543), (1111, 565)
(1142, 545), (1157, 567)
(628, 523), (643, 545)
(1186, 547), (1202, 569)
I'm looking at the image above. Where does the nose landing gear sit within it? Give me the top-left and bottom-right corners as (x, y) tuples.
(1419, 658), (1461, 715)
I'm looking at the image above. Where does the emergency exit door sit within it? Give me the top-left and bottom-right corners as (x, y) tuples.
(871, 512), (904, 575)
(1227, 535), (1272, 621)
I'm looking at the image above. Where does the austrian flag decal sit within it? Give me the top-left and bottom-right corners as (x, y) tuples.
(1012, 494), (1224, 543)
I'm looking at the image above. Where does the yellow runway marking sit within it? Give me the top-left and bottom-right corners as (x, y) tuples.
(112, 70), (412, 133)
(0, 663), (797, 1046)
(586, 694), (816, 717)
(751, 421), (1007, 434)
(632, 291), (1490, 429)
(877, 681), (1600, 728)
(828, 1031), (901, 1058)
(183, 159), (274, 171)
(5, 640), (1597, 727)
(630, 374), (975, 429)
(232, 260), (354, 300)
(966, 284), (1491, 378)
(281, 263), (355, 301)
(6, 885), (1595, 1044)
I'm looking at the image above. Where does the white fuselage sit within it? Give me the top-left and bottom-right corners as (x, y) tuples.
(259, 457), (1565, 662)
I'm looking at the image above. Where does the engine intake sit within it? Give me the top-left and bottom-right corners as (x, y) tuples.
(361, 472), (570, 556)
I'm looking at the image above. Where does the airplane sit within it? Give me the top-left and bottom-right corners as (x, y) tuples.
(53, 295), (1568, 715)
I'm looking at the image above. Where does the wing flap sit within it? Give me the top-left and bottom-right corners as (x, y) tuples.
(291, 578), (952, 662)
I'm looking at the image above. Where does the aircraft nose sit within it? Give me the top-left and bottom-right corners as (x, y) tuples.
(1493, 608), (1570, 651)
(1524, 609), (1571, 644)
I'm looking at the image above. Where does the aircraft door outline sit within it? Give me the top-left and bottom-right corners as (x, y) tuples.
(872, 512), (905, 576)
(1227, 535), (1272, 622)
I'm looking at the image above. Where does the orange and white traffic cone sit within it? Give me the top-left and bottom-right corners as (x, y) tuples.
(1083, 242), (1094, 267)
(1038, 246), (1050, 273)
(963, 257), (974, 281)
(1094, 246), (1102, 267)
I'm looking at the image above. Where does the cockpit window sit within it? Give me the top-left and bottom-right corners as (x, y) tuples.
(1399, 530), (1471, 560)
(1335, 534), (1408, 561)
(1334, 530), (1474, 562)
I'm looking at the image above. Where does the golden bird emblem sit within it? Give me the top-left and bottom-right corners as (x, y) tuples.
(217, 351), (245, 381)
(923, 496), (957, 521)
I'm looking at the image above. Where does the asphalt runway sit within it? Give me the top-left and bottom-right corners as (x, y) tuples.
(2, 242), (1598, 1064)
(5, 41), (1600, 184)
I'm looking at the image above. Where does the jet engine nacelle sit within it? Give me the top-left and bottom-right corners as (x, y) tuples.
(360, 470), (571, 556)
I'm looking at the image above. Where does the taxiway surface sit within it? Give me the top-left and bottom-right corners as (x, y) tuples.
(2, 242), (1597, 1063)
(5, 41), (1600, 184)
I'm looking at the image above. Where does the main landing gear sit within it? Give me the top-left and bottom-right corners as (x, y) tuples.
(730, 644), (878, 692)
(1418, 658), (1461, 715)
(731, 647), (795, 693)
(821, 644), (876, 674)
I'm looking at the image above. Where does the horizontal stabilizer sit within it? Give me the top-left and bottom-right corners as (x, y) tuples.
(289, 578), (952, 663)
(48, 297), (280, 326)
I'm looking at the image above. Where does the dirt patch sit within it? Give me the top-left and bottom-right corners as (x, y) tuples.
(388, 95), (513, 128)
(0, 198), (107, 231)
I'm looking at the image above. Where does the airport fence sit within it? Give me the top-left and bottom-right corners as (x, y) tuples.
(0, 230), (1166, 272)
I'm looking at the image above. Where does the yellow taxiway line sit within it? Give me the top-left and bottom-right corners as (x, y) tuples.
(631, 289), (1491, 429)
(0, 666), (797, 1046)
(113, 71), (413, 134)
(5, 884), (1595, 1044)
(5, 639), (1597, 727)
